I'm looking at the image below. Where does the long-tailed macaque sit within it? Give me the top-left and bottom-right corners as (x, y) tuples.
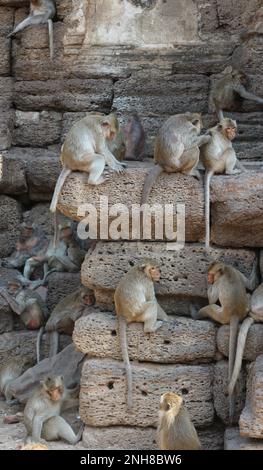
(114, 259), (169, 409)
(191, 261), (257, 422)
(24, 375), (83, 444)
(200, 118), (243, 249)
(23, 221), (84, 281)
(157, 392), (201, 450)
(0, 279), (47, 330)
(141, 113), (210, 204)
(228, 283), (263, 396)
(50, 113), (126, 214)
(124, 112), (146, 161)
(8, 1), (56, 59)
(37, 286), (95, 363)
(0, 357), (34, 403)
(212, 66), (263, 120)
(2, 219), (48, 271)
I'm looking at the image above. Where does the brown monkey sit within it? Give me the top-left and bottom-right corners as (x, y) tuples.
(200, 118), (243, 249)
(8, 0), (56, 59)
(228, 283), (263, 396)
(37, 286), (95, 363)
(211, 66), (263, 120)
(50, 113), (126, 214)
(0, 357), (34, 403)
(23, 375), (83, 444)
(23, 221), (84, 281)
(2, 219), (48, 270)
(141, 113), (210, 204)
(157, 392), (201, 450)
(124, 112), (146, 161)
(0, 279), (47, 330)
(114, 259), (169, 409)
(191, 261), (257, 422)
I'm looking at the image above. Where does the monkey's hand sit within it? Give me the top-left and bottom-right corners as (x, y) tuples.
(112, 163), (126, 173)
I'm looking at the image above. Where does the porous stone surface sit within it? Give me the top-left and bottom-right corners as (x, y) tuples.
(224, 427), (263, 450)
(81, 242), (256, 313)
(80, 358), (214, 427)
(73, 313), (217, 363)
(46, 272), (81, 311)
(82, 424), (224, 450)
(0, 196), (22, 257)
(217, 324), (263, 361)
(213, 361), (246, 426)
(0, 155), (27, 195)
(240, 356), (263, 438)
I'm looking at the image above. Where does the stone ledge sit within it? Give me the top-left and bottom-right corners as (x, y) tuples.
(80, 358), (214, 427)
(217, 324), (263, 361)
(81, 242), (256, 313)
(224, 428), (263, 450)
(73, 312), (217, 364)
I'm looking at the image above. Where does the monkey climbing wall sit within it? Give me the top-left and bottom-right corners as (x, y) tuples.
(1, 0), (263, 450)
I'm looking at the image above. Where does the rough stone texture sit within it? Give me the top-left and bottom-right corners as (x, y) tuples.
(58, 163), (205, 243)
(217, 324), (263, 361)
(58, 167), (263, 247)
(81, 242), (256, 313)
(224, 427), (263, 450)
(80, 358), (214, 427)
(0, 155), (27, 195)
(26, 203), (54, 237)
(46, 272), (81, 311)
(74, 313), (217, 364)
(0, 196), (22, 257)
(211, 171), (263, 247)
(240, 356), (263, 438)
(12, 111), (62, 147)
(0, 331), (71, 366)
(213, 361), (246, 426)
(14, 79), (113, 112)
(0, 267), (23, 332)
(83, 424), (224, 450)
(0, 8), (12, 75)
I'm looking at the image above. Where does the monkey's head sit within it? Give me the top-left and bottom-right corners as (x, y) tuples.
(20, 221), (35, 240)
(137, 258), (161, 282)
(207, 261), (225, 284)
(101, 113), (119, 141)
(218, 118), (237, 141)
(159, 392), (183, 415)
(42, 375), (64, 402)
(80, 286), (96, 306)
(7, 279), (22, 295)
(186, 113), (203, 135)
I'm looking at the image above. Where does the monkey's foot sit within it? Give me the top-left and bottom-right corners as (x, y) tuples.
(226, 169), (241, 175)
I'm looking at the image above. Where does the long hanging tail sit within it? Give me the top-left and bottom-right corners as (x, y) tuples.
(50, 167), (71, 213)
(228, 314), (239, 424)
(49, 331), (59, 358)
(48, 19), (54, 60)
(228, 317), (254, 396)
(118, 315), (133, 410)
(36, 327), (44, 363)
(140, 164), (163, 206)
(204, 171), (213, 250)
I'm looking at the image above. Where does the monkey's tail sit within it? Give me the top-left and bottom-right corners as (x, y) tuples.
(50, 167), (71, 213)
(204, 171), (213, 250)
(118, 315), (133, 410)
(228, 314), (240, 424)
(228, 316), (254, 396)
(48, 19), (54, 60)
(140, 164), (163, 206)
(36, 327), (44, 364)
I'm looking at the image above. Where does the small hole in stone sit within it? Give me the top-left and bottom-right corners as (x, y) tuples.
(141, 390), (148, 396)
(111, 330), (117, 336)
(164, 339), (170, 345)
(181, 388), (188, 395)
(108, 381), (114, 390)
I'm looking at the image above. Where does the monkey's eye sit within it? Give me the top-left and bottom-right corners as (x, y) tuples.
(192, 120), (200, 126)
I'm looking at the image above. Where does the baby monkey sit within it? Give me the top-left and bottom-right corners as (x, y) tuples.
(200, 118), (242, 249)
(114, 259), (169, 410)
(24, 375), (83, 444)
(157, 392), (201, 450)
(8, 1), (56, 59)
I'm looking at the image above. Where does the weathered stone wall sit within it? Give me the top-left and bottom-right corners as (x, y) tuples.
(0, 0), (263, 450)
